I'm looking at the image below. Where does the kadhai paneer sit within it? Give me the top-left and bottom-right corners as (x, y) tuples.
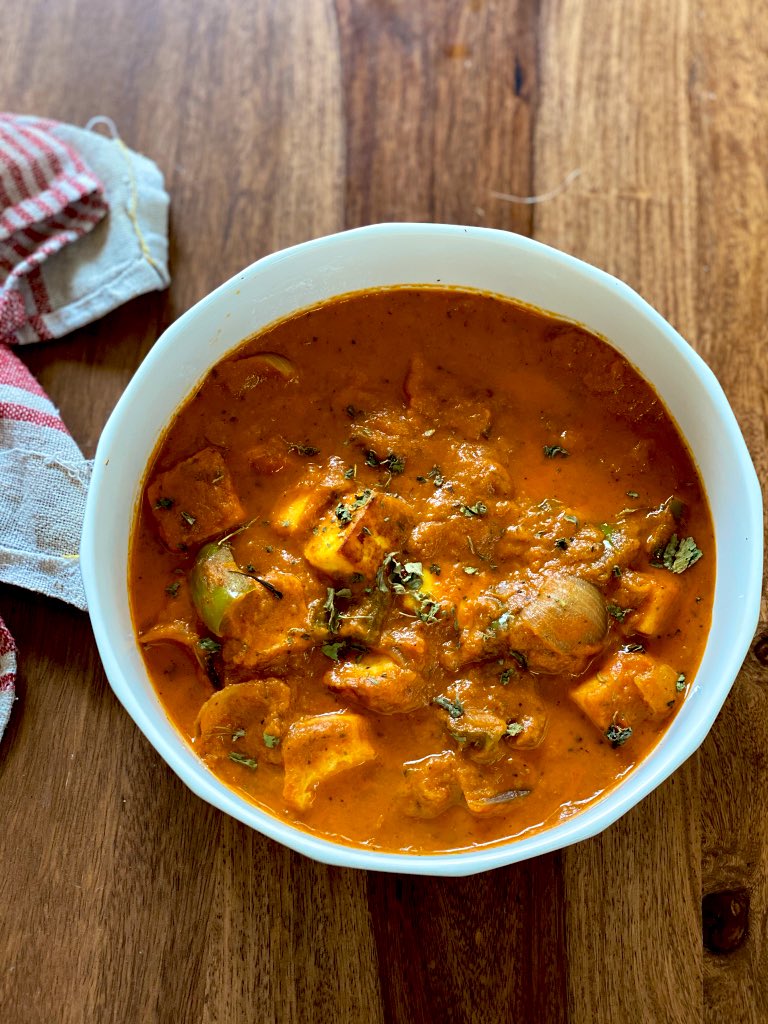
(129, 287), (714, 854)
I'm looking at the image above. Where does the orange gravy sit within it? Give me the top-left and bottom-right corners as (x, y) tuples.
(129, 288), (714, 853)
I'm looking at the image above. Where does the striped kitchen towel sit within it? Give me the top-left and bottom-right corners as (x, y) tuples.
(0, 115), (109, 342)
(0, 618), (15, 742)
(0, 113), (170, 743)
(0, 341), (90, 743)
(1, 113), (169, 345)
(0, 342), (90, 607)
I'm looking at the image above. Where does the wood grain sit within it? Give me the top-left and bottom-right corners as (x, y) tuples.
(690, 4), (768, 1019)
(337, 0), (537, 235)
(1, 0), (766, 1021)
(533, 3), (705, 1020)
(533, 1), (768, 1020)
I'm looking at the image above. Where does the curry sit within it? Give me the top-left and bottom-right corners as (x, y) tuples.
(129, 287), (715, 854)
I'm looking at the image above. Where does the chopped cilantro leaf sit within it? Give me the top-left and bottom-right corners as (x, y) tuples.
(198, 637), (221, 653)
(228, 752), (258, 769)
(377, 552), (422, 595)
(377, 552), (441, 624)
(543, 444), (569, 458)
(427, 465), (444, 487)
(607, 603), (630, 622)
(505, 721), (524, 737)
(154, 497), (174, 510)
(484, 611), (511, 640)
(263, 733), (280, 749)
(335, 503), (353, 525)
(321, 641), (346, 661)
(416, 596), (441, 624)
(324, 586), (352, 634)
(286, 441), (320, 456)
(459, 501), (488, 518)
(676, 673), (686, 692)
(334, 488), (372, 526)
(180, 510), (196, 527)
(606, 723), (633, 747)
(432, 695), (464, 719)
(657, 534), (703, 574)
(509, 649), (528, 670)
(364, 451), (405, 474)
(352, 489), (373, 510)
(619, 642), (645, 653)
(165, 581), (181, 598)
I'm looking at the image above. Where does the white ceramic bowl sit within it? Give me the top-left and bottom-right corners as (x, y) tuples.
(81, 224), (763, 876)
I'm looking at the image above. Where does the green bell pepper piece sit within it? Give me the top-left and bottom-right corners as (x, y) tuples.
(188, 542), (256, 635)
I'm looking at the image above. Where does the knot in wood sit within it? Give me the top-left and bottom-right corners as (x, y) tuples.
(702, 887), (750, 953)
(753, 632), (768, 667)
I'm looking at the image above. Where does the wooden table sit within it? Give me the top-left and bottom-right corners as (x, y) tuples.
(2, 1), (766, 1020)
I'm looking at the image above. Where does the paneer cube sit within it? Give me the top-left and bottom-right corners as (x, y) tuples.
(570, 651), (679, 735)
(616, 569), (681, 636)
(324, 655), (425, 714)
(272, 457), (353, 537)
(196, 678), (291, 766)
(304, 491), (413, 578)
(273, 490), (329, 536)
(282, 712), (376, 811)
(147, 448), (244, 551)
(632, 660), (680, 720)
(570, 667), (639, 733)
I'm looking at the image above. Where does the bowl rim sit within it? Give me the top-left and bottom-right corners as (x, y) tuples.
(81, 222), (764, 876)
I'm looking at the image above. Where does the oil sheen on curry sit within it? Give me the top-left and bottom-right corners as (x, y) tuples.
(130, 287), (715, 854)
